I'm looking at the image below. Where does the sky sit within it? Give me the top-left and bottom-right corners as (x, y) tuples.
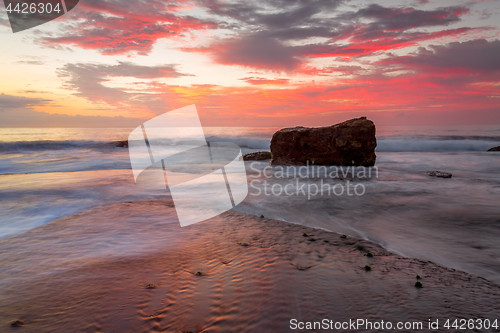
(0, 0), (499, 127)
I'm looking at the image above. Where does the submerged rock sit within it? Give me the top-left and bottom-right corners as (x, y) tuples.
(270, 117), (377, 166)
(115, 140), (128, 148)
(428, 171), (452, 178)
(243, 151), (272, 161)
(488, 146), (500, 152)
(11, 319), (25, 327)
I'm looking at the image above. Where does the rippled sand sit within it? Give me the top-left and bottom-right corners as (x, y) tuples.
(1, 200), (499, 332)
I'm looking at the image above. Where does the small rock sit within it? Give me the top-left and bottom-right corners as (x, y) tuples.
(340, 235), (347, 239)
(11, 320), (24, 327)
(488, 146), (500, 152)
(115, 140), (128, 148)
(243, 151), (272, 161)
(428, 171), (452, 178)
(415, 281), (423, 288)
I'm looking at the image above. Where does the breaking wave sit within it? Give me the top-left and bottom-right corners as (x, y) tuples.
(0, 134), (498, 153)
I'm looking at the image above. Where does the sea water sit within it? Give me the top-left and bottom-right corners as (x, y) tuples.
(0, 126), (499, 283)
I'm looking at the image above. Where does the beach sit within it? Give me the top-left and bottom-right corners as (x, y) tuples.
(1, 199), (500, 332)
(1, 127), (500, 331)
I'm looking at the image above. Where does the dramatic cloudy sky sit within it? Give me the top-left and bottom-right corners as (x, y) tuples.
(0, 0), (499, 127)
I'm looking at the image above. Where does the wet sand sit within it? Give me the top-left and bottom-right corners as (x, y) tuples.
(1, 200), (500, 332)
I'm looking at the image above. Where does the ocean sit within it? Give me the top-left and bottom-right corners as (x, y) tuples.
(1, 126), (500, 284)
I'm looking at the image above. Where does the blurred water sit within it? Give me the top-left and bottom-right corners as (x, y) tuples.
(0, 127), (499, 283)
(238, 152), (500, 284)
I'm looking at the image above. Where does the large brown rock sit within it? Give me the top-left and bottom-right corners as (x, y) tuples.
(270, 117), (377, 166)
